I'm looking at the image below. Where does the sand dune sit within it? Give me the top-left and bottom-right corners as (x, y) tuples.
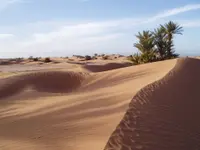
(82, 62), (132, 72)
(104, 57), (200, 150)
(0, 71), (88, 99)
(0, 58), (177, 150)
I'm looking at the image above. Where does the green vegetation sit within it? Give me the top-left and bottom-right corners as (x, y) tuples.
(130, 21), (183, 65)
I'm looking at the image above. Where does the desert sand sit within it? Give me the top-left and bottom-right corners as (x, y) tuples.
(104, 57), (200, 150)
(1, 57), (197, 150)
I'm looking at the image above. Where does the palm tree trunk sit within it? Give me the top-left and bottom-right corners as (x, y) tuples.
(167, 34), (173, 58)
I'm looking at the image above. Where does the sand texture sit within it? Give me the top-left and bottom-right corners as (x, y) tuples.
(104, 57), (200, 150)
(0, 58), (185, 150)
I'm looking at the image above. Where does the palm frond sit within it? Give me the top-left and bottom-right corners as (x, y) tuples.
(164, 21), (183, 35)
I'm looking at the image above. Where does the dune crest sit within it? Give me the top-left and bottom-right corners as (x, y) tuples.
(82, 62), (132, 72)
(0, 71), (88, 99)
(104, 57), (200, 150)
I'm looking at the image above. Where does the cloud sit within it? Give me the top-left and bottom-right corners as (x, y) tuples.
(0, 33), (14, 38)
(18, 22), (125, 56)
(157, 4), (200, 17)
(144, 4), (200, 23)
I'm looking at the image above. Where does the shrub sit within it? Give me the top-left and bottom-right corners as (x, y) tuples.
(140, 51), (157, 63)
(33, 57), (39, 61)
(28, 56), (33, 60)
(127, 52), (158, 65)
(73, 55), (84, 59)
(15, 57), (23, 62)
(128, 53), (141, 65)
(92, 56), (97, 60)
(44, 57), (51, 63)
(85, 55), (92, 60)
(128, 52), (157, 65)
(102, 55), (109, 60)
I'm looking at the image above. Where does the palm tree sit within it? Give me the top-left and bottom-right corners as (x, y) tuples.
(132, 21), (183, 64)
(153, 27), (168, 60)
(134, 31), (156, 62)
(134, 31), (155, 53)
(161, 21), (183, 58)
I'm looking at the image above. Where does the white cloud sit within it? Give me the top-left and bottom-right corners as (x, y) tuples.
(17, 22), (125, 56)
(144, 4), (200, 23)
(157, 4), (200, 17)
(0, 33), (14, 38)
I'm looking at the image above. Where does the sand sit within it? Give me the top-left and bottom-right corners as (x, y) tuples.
(82, 62), (132, 72)
(0, 57), (187, 150)
(104, 57), (200, 150)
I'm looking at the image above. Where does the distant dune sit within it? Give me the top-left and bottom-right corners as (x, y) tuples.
(104, 57), (200, 150)
(0, 71), (88, 99)
(82, 62), (132, 72)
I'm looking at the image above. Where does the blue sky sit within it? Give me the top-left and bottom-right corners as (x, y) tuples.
(0, 0), (200, 58)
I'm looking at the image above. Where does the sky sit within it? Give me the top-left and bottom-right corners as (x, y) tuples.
(0, 0), (200, 58)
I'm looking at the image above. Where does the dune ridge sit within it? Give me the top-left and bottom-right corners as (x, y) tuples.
(82, 62), (132, 72)
(0, 71), (88, 99)
(104, 57), (200, 150)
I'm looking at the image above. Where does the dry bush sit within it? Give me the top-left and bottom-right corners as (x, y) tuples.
(44, 57), (51, 63)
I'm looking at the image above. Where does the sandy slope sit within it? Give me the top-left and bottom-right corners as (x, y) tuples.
(104, 57), (200, 150)
(0, 59), (176, 150)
